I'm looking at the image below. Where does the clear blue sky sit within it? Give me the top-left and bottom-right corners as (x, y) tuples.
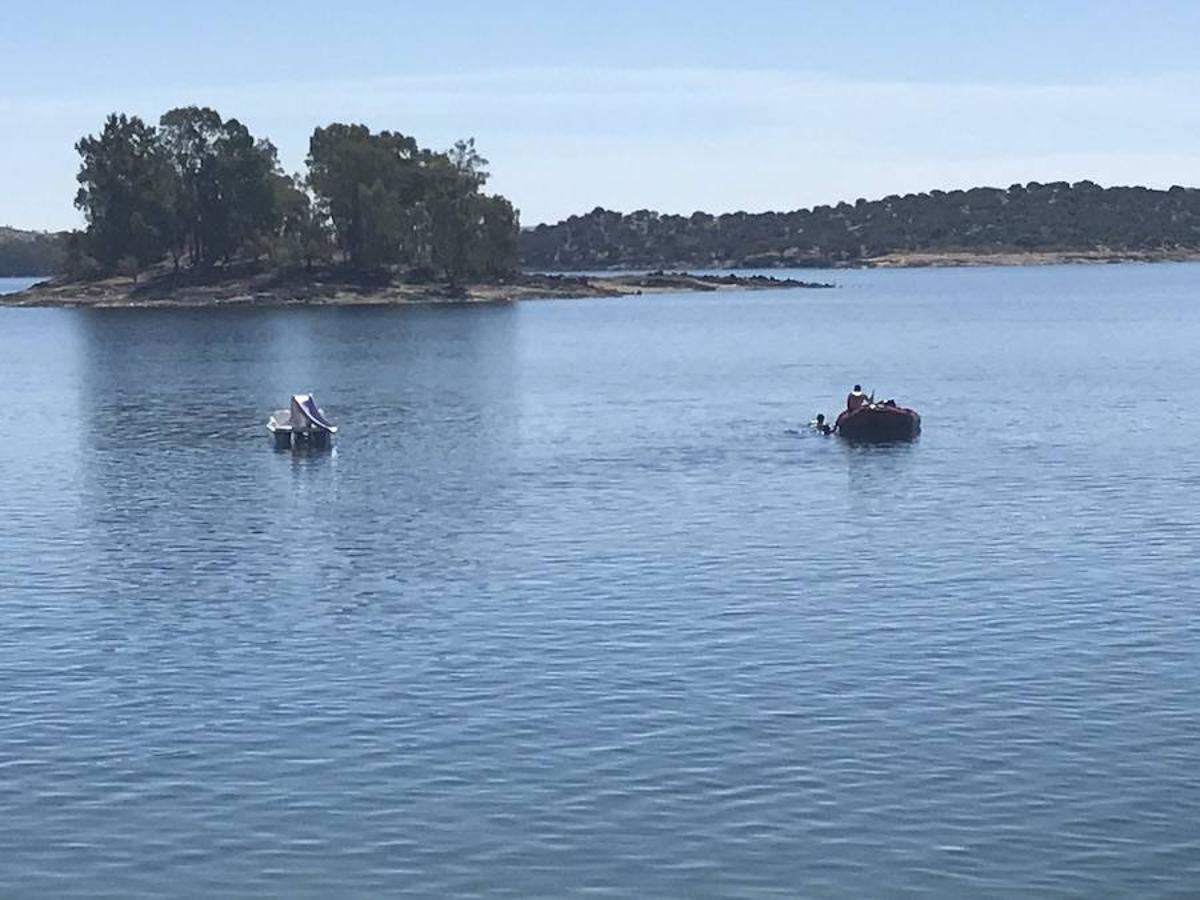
(4, 0), (1200, 229)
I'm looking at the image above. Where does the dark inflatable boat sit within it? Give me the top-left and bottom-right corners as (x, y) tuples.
(835, 402), (921, 442)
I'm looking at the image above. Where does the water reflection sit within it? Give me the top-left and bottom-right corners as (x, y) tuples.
(68, 304), (521, 608)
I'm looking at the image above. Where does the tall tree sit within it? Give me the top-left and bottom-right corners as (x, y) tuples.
(208, 120), (281, 263)
(306, 124), (424, 267)
(75, 114), (175, 275)
(158, 106), (223, 266)
(425, 156), (475, 283)
(426, 139), (509, 283)
(472, 194), (520, 277)
(158, 107), (281, 265)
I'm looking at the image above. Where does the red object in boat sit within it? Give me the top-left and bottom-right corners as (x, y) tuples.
(835, 402), (921, 442)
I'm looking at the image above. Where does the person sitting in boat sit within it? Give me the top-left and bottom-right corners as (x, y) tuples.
(846, 385), (870, 412)
(808, 413), (832, 435)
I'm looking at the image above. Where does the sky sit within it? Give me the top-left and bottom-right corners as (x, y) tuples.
(4, 0), (1200, 230)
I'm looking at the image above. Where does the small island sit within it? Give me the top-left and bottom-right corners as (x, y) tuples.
(0, 106), (829, 308)
(5, 267), (829, 308)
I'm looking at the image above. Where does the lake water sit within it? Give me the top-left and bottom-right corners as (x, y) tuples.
(2, 265), (1199, 896)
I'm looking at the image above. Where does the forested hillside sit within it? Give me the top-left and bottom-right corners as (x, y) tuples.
(0, 228), (67, 276)
(521, 182), (1200, 269)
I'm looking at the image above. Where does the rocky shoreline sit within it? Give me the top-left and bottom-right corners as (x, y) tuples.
(1, 268), (833, 308)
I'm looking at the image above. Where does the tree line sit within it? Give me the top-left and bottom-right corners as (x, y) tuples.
(521, 182), (1200, 269)
(0, 227), (67, 277)
(70, 107), (519, 282)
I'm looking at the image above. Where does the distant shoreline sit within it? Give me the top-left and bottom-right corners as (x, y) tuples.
(0, 269), (832, 309)
(540, 248), (1200, 272)
(521, 183), (1200, 272)
(848, 248), (1200, 268)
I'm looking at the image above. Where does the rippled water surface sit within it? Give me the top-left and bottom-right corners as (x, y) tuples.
(3, 265), (1200, 896)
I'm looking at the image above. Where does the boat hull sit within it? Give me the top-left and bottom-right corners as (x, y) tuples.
(835, 405), (921, 442)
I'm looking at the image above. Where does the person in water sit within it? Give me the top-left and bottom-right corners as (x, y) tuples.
(809, 413), (832, 435)
(846, 384), (869, 412)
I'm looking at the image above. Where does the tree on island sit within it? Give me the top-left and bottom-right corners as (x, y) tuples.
(305, 124), (425, 268)
(262, 172), (331, 271)
(74, 114), (176, 278)
(158, 106), (285, 267)
(426, 139), (518, 284)
(69, 109), (521, 283)
(306, 128), (519, 282)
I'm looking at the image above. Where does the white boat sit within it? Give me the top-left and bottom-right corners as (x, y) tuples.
(267, 393), (338, 449)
